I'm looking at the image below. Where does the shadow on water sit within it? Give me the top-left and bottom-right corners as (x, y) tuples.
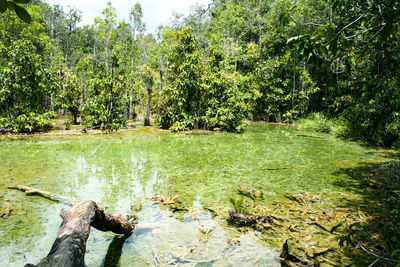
(332, 153), (400, 265)
(101, 235), (128, 267)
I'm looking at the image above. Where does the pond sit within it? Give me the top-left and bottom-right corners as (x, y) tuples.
(0, 123), (395, 266)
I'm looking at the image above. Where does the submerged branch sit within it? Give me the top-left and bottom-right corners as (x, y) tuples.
(7, 185), (77, 205)
(357, 242), (400, 264)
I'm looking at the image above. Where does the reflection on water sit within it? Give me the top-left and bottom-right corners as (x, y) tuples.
(0, 123), (394, 266)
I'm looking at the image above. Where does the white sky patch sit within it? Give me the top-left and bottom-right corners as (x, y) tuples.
(45, 0), (211, 33)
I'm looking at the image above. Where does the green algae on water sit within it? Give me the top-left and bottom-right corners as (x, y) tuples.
(0, 123), (396, 266)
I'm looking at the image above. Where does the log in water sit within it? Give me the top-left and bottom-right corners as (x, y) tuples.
(26, 200), (135, 267)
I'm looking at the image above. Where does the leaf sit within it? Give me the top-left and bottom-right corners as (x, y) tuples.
(0, 0), (7, 13)
(349, 222), (363, 230)
(14, 4), (31, 23)
(279, 11), (289, 26)
(319, 46), (329, 56)
(330, 221), (346, 233)
(329, 37), (338, 57)
(14, 0), (30, 3)
(391, 249), (400, 258)
(282, 51), (292, 63)
(332, 1), (338, 12)
(338, 235), (349, 247)
(332, 0), (343, 12)
(287, 35), (301, 45)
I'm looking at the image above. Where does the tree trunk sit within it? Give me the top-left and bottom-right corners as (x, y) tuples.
(73, 112), (78, 125)
(144, 88), (151, 126)
(164, 57), (169, 87)
(129, 90), (134, 120)
(26, 200), (134, 267)
(124, 88), (128, 120)
(50, 93), (55, 112)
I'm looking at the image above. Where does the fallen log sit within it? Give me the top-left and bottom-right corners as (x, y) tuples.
(26, 200), (135, 267)
(8, 185), (77, 205)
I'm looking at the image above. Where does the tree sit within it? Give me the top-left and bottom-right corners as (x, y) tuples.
(93, 1), (117, 74)
(0, 40), (58, 132)
(140, 65), (155, 126)
(80, 73), (126, 132)
(55, 70), (81, 124)
(157, 27), (203, 131)
(63, 7), (82, 66)
(128, 2), (146, 120)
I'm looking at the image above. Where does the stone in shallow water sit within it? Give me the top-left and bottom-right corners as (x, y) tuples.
(0, 202), (12, 217)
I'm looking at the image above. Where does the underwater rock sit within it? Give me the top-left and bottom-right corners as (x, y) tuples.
(147, 194), (180, 204)
(0, 202), (12, 217)
(237, 184), (264, 200)
(228, 209), (258, 226)
(204, 206), (217, 214)
(131, 203), (142, 212)
(169, 202), (189, 212)
(286, 192), (319, 207)
(199, 227), (212, 235)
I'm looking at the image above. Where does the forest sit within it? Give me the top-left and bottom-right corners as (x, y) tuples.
(0, 0), (399, 147)
(1, 0), (400, 266)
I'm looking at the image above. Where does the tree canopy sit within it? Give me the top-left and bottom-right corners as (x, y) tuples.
(0, 0), (399, 147)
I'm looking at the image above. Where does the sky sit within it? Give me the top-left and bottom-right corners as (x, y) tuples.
(45, 0), (211, 34)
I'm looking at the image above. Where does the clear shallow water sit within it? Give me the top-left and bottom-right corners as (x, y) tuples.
(0, 123), (393, 266)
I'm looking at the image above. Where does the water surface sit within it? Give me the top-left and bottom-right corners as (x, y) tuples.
(0, 123), (393, 266)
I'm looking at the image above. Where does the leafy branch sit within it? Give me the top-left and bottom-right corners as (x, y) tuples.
(0, 0), (31, 23)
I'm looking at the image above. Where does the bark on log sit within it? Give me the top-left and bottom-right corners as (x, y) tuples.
(26, 200), (135, 267)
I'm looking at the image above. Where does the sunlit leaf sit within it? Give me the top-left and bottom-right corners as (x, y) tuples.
(287, 35), (303, 45)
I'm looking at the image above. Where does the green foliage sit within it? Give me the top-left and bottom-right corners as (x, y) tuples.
(283, 0), (400, 148)
(0, 0), (398, 145)
(157, 27), (247, 133)
(246, 57), (292, 122)
(157, 26), (203, 131)
(5, 112), (55, 133)
(0, 39), (58, 133)
(0, 0), (31, 23)
(340, 75), (400, 147)
(203, 64), (247, 133)
(229, 197), (250, 215)
(55, 71), (81, 124)
(384, 210), (400, 252)
(331, 212), (400, 264)
(296, 113), (347, 136)
(330, 220), (370, 247)
(80, 74), (126, 132)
